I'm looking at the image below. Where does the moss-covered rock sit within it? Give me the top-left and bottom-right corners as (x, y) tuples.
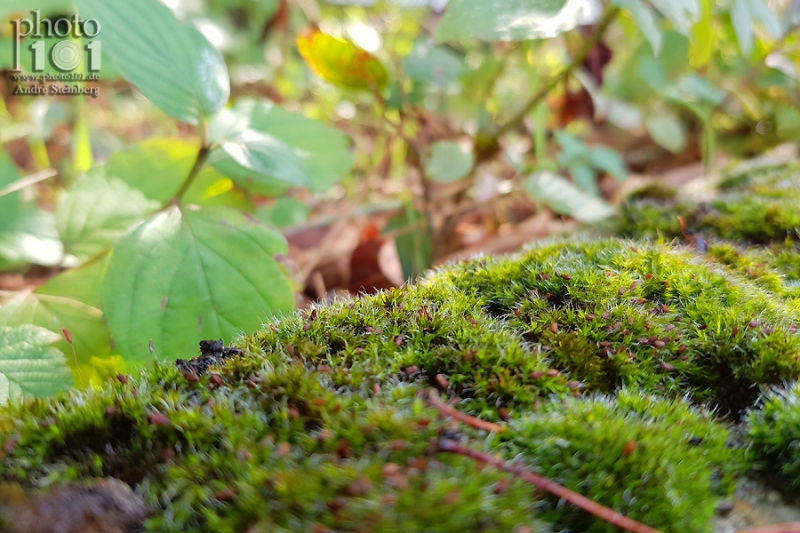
(2, 161), (800, 532)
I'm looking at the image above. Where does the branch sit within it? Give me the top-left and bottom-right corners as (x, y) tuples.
(486, 6), (621, 142)
(438, 439), (664, 533)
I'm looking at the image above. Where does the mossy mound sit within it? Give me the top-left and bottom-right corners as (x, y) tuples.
(618, 161), (800, 244)
(3, 234), (800, 532)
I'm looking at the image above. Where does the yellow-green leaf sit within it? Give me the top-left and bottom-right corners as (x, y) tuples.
(296, 27), (389, 91)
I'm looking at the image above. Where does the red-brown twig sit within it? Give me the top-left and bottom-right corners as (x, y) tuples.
(737, 524), (800, 533)
(426, 389), (504, 433)
(437, 439), (664, 533)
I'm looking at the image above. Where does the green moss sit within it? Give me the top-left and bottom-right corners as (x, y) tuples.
(2, 233), (800, 531)
(618, 162), (800, 244)
(748, 383), (800, 496)
(504, 390), (735, 533)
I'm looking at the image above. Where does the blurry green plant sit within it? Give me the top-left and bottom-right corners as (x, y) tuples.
(0, 0), (797, 400)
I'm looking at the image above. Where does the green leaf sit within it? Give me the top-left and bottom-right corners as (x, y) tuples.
(0, 150), (21, 226)
(523, 170), (615, 222)
(0, 325), (72, 405)
(296, 27), (389, 90)
(209, 129), (310, 194)
(0, 258), (115, 384)
(403, 41), (465, 89)
(646, 114), (687, 153)
(568, 162), (598, 194)
(256, 198), (310, 229)
(588, 146), (628, 181)
(730, 0), (783, 55)
(425, 141), (474, 183)
(385, 208), (432, 281)
(55, 175), (159, 261)
(613, 0), (663, 54)
(0, 209), (64, 269)
(436, 0), (581, 42)
(101, 139), (251, 209)
(77, 0), (230, 124)
(650, 0), (699, 34)
(554, 131), (588, 162)
(776, 104), (800, 140)
(689, 0), (713, 66)
(215, 100), (354, 193)
(731, 0), (754, 55)
(102, 206), (294, 364)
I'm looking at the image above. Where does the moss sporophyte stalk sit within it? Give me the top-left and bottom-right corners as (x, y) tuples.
(1, 160), (800, 532)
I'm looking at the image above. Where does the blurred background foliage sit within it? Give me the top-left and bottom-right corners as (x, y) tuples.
(0, 0), (797, 401)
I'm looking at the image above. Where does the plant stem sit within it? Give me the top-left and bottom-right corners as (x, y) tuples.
(169, 143), (212, 206)
(487, 6), (621, 142)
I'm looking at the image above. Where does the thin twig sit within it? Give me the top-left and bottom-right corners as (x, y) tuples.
(0, 169), (57, 198)
(426, 389), (504, 433)
(438, 439), (664, 533)
(487, 6), (621, 142)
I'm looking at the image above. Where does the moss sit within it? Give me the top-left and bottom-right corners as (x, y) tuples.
(618, 162), (800, 244)
(504, 390), (735, 533)
(2, 231), (800, 531)
(747, 383), (800, 496)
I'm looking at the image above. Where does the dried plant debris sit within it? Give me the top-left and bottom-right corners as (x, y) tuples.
(175, 339), (241, 376)
(2, 161), (800, 533)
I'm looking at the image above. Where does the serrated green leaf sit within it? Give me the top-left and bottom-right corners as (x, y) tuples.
(436, 0), (582, 42)
(101, 138), (250, 209)
(403, 41), (465, 89)
(55, 175), (159, 261)
(425, 141), (474, 183)
(211, 100), (354, 193)
(613, 0), (663, 54)
(0, 258), (114, 384)
(102, 206), (294, 364)
(646, 114), (687, 153)
(77, 0), (230, 124)
(524, 170), (614, 222)
(0, 324), (72, 404)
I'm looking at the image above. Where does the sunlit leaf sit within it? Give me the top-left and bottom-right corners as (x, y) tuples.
(296, 27), (389, 90)
(209, 100), (354, 193)
(0, 325), (72, 405)
(689, 0), (713, 66)
(77, 0), (230, 124)
(425, 141), (474, 183)
(102, 206), (294, 364)
(101, 139), (251, 210)
(436, 0), (588, 42)
(524, 170), (614, 222)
